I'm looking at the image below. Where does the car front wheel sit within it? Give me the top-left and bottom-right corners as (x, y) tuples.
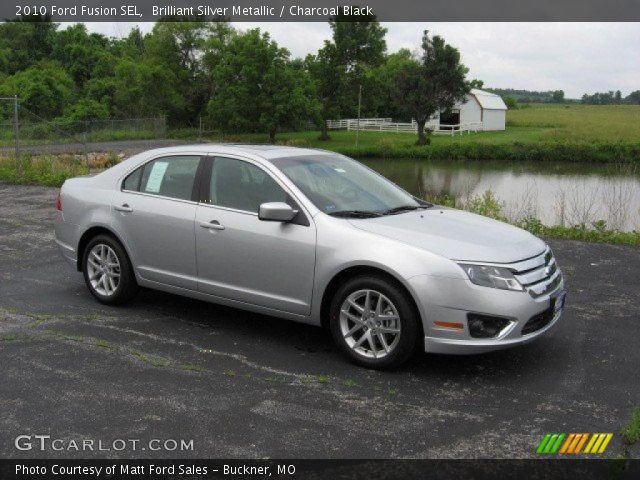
(329, 275), (421, 369)
(82, 234), (138, 305)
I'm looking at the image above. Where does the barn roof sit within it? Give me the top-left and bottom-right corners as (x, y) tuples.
(470, 89), (508, 110)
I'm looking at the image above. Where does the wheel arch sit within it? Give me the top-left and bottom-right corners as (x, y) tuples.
(76, 226), (133, 273)
(319, 265), (424, 336)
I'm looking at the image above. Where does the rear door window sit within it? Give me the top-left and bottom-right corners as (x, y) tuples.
(124, 155), (201, 201)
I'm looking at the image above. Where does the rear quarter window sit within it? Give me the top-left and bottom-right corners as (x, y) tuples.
(122, 167), (142, 191)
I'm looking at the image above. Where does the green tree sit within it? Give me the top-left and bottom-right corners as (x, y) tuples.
(144, 18), (209, 123)
(366, 49), (414, 119)
(111, 58), (183, 118)
(63, 98), (110, 122)
(207, 29), (318, 142)
(503, 95), (518, 110)
(0, 15), (57, 75)
(305, 43), (345, 140)
(0, 61), (75, 118)
(625, 90), (640, 105)
(327, 13), (387, 118)
(614, 90), (622, 104)
(50, 24), (110, 87)
(393, 31), (470, 145)
(552, 90), (565, 103)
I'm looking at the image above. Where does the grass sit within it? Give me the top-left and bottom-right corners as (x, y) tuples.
(195, 104), (640, 163)
(507, 104), (640, 143)
(199, 128), (640, 163)
(181, 362), (207, 373)
(0, 154), (88, 187)
(620, 407), (640, 445)
(96, 339), (111, 349)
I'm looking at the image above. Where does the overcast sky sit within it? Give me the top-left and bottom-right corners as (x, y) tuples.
(83, 22), (640, 98)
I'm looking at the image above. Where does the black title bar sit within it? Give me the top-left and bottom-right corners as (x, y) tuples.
(7, 0), (640, 22)
(2, 459), (640, 480)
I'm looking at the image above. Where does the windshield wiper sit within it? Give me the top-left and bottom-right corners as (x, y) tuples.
(383, 204), (430, 215)
(328, 210), (383, 218)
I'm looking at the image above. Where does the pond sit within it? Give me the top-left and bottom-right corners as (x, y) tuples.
(360, 158), (640, 232)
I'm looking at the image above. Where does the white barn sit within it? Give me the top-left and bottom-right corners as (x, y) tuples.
(426, 89), (507, 131)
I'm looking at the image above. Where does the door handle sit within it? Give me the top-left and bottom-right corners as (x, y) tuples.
(200, 220), (225, 231)
(114, 204), (133, 213)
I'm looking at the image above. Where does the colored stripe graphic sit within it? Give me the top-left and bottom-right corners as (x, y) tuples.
(597, 433), (613, 453)
(559, 433), (575, 454)
(537, 433), (613, 454)
(537, 433), (565, 454)
(537, 433), (552, 454)
(574, 433), (589, 453)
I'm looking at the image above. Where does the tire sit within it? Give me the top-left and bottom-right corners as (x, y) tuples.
(82, 234), (138, 305)
(329, 275), (421, 369)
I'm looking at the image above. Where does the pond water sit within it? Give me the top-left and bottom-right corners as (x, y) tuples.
(360, 158), (640, 232)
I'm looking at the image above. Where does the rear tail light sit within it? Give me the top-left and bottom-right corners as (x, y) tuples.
(55, 191), (62, 211)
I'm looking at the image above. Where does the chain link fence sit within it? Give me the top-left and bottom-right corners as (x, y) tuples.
(0, 99), (169, 184)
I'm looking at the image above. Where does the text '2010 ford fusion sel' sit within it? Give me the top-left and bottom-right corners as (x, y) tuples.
(54, 145), (565, 368)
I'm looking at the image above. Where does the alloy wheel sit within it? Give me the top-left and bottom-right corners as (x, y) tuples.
(86, 244), (121, 296)
(339, 289), (401, 359)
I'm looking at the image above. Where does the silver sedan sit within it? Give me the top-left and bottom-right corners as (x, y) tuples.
(54, 145), (565, 368)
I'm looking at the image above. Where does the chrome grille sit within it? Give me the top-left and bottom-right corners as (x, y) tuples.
(512, 247), (562, 298)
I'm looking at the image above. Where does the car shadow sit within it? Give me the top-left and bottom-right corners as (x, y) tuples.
(125, 286), (565, 381)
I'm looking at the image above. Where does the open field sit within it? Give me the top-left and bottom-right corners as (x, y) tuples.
(196, 104), (640, 162)
(1, 183), (639, 460)
(507, 104), (640, 143)
(209, 104), (640, 146)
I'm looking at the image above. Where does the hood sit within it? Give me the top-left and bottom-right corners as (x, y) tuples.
(348, 208), (545, 263)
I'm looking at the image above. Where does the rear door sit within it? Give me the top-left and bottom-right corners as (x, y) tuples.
(111, 154), (204, 290)
(195, 156), (316, 315)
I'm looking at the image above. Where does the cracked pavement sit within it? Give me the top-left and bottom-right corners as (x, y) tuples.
(1, 183), (639, 459)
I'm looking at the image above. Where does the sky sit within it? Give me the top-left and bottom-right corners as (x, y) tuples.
(82, 22), (640, 98)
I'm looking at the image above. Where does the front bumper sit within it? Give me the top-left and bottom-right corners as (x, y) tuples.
(408, 272), (565, 355)
(424, 308), (563, 354)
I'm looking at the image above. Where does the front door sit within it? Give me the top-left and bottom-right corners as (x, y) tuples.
(195, 157), (316, 315)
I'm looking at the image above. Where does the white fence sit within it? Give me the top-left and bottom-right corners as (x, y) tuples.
(326, 118), (482, 135)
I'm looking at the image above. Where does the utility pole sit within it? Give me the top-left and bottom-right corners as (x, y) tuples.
(356, 84), (362, 148)
(13, 95), (20, 178)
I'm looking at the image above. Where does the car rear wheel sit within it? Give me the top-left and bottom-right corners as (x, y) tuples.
(329, 275), (421, 369)
(82, 234), (138, 305)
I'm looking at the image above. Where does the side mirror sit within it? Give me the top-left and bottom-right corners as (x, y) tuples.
(258, 202), (297, 222)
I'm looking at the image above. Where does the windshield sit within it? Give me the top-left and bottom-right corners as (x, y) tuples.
(270, 154), (421, 216)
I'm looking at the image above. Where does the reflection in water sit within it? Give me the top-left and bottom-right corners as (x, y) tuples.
(362, 158), (640, 232)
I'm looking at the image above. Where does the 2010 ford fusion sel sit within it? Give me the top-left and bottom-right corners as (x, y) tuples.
(54, 145), (565, 368)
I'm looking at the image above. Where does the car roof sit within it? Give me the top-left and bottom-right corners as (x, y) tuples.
(138, 143), (336, 161)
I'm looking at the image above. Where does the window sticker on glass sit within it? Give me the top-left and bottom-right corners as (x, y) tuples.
(145, 161), (168, 193)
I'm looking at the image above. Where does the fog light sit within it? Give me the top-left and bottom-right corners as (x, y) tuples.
(467, 313), (510, 338)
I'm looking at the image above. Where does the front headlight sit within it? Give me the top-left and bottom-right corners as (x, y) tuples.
(458, 263), (524, 291)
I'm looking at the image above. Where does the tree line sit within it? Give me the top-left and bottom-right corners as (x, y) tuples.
(581, 90), (640, 105)
(0, 14), (474, 144)
(2, 16), (637, 145)
(489, 87), (640, 105)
